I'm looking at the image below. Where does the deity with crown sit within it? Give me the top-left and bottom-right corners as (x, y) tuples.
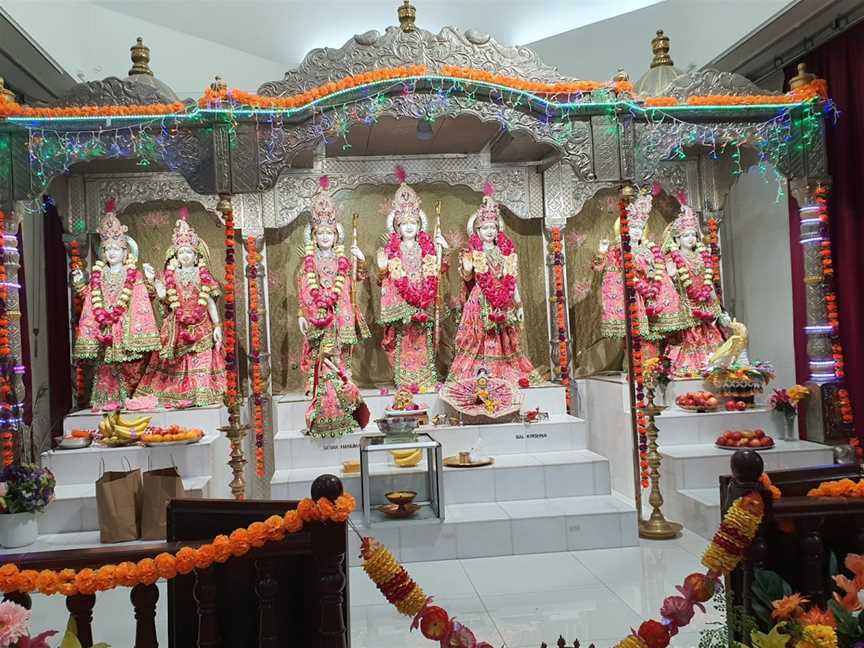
(72, 199), (161, 409)
(297, 176), (369, 436)
(662, 202), (728, 377)
(446, 182), (541, 386)
(375, 166), (448, 391)
(134, 208), (226, 407)
(592, 188), (687, 358)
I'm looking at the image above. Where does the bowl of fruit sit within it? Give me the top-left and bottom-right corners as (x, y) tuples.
(715, 429), (774, 450)
(675, 391), (720, 413)
(141, 425), (204, 446)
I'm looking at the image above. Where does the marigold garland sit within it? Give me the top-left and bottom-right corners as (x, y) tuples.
(806, 478), (864, 498)
(0, 493), (355, 596)
(619, 199), (649, 488)
(0, 95), (186, 119)
(549, 229), (570, 409)
(222, 208), (239, 412)
(0, 211), (14, 466)
(644, 79), (828, 107)
(246, 237), (266, 478)
(702, 491), (764, 574)
(68, 238), (87, 404)
(706, 218), (722, 303)
(440, 65), (634, 96)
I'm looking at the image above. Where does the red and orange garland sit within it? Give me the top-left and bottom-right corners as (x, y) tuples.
(441, 65), (634, 96)
(549, 228), (570, 409)
(0, 94), (185, 119)
(644, 78), (828, 107)
(0, 493), (355, 596)
(0, 211), (12, 466)
(68, 239), (87, 403)
(246, 237), (266, 478)
(706, 218), (722, 303)
(612, 491), (764, 648)
(222, 209), (239, 408)
(619, 199), (649, 489)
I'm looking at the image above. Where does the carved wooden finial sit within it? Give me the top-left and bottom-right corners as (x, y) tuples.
(650, 29), (674, 68)
(129, 36), (153, 76)
(211, 75), (227, 92)
(557, 637), (567, 648)
(613, 66), (630, 83)
(398, 0), (417, 32)
(0, 77), (16, 103)
(789, 62), (817, 90)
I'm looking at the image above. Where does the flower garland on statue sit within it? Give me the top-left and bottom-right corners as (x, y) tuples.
(386, 231), (438, 320)
(303, 241), (350, 329)
(668, 242), (715, 322)
(89, 260), (137, 344)
(246, 237), (266, 478)
(469, 232), (517, 324)
(634, 244), (664, 318)
(549, 228), (571, 410)
(164, 258), (213, 345)
(0, 493), (356, 596)
(620, 199), (650, 489)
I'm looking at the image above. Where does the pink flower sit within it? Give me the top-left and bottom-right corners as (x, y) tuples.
(0, 601), (31, 647)
(16, 630), (58, 648)
(378, 388), (390, 396)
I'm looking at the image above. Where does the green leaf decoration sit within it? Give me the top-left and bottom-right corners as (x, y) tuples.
(829, 599), (864, 642)
(750, 622), (791, 648)
(829, 551), (840, 578)
(57, 616), (111, 648)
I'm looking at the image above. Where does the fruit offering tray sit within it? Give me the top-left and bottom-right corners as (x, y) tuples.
(715, 429), (774, 450)
(675, 391), (719, 413)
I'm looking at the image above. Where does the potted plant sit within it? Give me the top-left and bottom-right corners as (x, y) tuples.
(0, 464), (55, 548)
(769, 385), (809, 442)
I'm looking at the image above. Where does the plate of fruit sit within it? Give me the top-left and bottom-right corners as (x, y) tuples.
(715, 429), (774, 450)
(141, 425), (204, 446)
(675, 391), (720, 413)
(58, 430), (93, 449)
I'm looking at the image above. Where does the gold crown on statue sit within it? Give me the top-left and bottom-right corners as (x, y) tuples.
(391, 165), (423, 227)
(96, 198), (129, 248)
(474, 181), (500, 227)
(171, 207), (200, 250)
(311, 175), (338, 230)
(672, 203), (700, 236)
(625, 190), (653, 230)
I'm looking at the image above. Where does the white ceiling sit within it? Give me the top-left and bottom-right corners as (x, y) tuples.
(91, 0), (664, 66)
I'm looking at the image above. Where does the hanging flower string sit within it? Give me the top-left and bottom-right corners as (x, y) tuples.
(0, 493), (355, 596)
(619, 199), (649, 489)
(469, 231), (517, 323)
(246, 237), (266, 478)
(0, 211), (11, 466)
(163, 259), (213, 345)
(67, 238), (87, 403)
(668, 243), (714, 321)
(549, 228), (570, 410)
(223, 209), (238, 408)
(706, 218), (722, 303)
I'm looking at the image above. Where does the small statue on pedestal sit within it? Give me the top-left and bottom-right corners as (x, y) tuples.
(72, 200), (160, 410)
(135, 209), (226, 407)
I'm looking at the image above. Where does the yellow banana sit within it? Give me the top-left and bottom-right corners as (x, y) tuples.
(393, 449), (422, 467)
(112, 424), (142, 439)
(117, 415), (151, 431)
(391, 449), (418, 460)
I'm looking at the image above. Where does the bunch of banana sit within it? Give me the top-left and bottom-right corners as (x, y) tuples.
(98, 411), (152, 443)
(390, 448), (423, 468)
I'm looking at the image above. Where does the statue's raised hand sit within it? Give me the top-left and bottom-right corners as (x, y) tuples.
(71, 268), (85, 286)
(351, 244), (365, 262)
(597, 239), (610, 255)
(142, 263), (156, 283)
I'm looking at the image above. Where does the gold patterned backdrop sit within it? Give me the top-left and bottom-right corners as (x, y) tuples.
(564, 189), (680, 376)
(267, 184), (550, 393)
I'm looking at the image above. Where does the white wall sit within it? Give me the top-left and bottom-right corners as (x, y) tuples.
(528, 0), (792, 81)
(723, 166), (797, 388)
(4, 2), (286, 98)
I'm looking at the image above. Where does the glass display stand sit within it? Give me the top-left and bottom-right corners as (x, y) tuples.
(359, 432), (444, 526)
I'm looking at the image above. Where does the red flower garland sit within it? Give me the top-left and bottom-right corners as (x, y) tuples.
(549, 229), (571, 410)
(164, 264), (213, 345)
(669, 246), (715, 321)
(223, 209), (238, 409)
(89, 263), (137, 337)
(706, 218), (723, 303)
(0, 211), (11, 465)
(469, 232), (517, 318)
(246, 237), (265, 477)
(303, 244), (350, 329)
(385, 231), (438, 313)
(619, 200), (649, 489)
(68, 240), (87, 403)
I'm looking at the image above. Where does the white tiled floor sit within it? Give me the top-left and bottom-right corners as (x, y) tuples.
(21, 529), (719, 648)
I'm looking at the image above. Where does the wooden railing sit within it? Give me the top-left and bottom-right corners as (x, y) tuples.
(2, 475), (350, 648)
(721, 449), (858, 638)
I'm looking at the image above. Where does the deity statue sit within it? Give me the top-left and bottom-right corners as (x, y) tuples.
(72, 199), (161, 409)
(592, 189), (687, 358)
(305, 343), (369, 438)
(662, 204), (727, 377)
(375, 166), (447, 391)
(296, 176), (369, 436)
(135, 209), (226, 407)
(446, 183), (541, 386)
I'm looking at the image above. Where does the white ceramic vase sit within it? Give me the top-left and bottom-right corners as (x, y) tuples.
(0, 512), (38, 548)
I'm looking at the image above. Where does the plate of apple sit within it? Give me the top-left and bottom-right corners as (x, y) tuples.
(675, 391), (720, 413)
(715, 429), (774, 450)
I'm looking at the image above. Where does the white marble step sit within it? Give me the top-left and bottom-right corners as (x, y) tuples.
(272, 449), (610, 506)
(654, 406), (784, 446)
(275, 383), (568, 433)
(274, 414), (587, 471)
(673, 489), (722, 540)
(41, 475), (211, 535)
(346, 493), (638, 564)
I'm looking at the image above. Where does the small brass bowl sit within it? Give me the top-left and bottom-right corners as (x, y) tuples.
(385, 490), (417, 506)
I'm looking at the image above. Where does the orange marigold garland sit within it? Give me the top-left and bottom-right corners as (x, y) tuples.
(548, 229), (571, 409)
(807, 478), (864, 498)
(223, 208), (238, 408)
(0, 94), (186, 119)
(0, 210), (14, 465)
(246, 236), (265, 477)
(619, 199), (649, 488)
(68, 237), (87, 404)
(706, 218), (722, 304)
(0, 493), (355, 596)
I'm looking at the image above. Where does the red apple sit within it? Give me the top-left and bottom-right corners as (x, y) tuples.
(731, 431), (742, 441)
(759, 437), (773, 447)
(754, 430), (765, 439)
(725, 401), (736, 411)
(749, 439), (761, 447)
(736, 401), (747, 411)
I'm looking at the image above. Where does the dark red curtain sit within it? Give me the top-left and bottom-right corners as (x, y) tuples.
(785, 23), (864, 434)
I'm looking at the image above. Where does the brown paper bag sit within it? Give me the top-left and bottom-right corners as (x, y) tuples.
(140, 467), (186, 540)
(95, 462), (143, 543)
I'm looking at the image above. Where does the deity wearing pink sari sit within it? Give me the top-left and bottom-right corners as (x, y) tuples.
(72, 200), (160, 409)
(298, 177), (370, 437)
(375, 167), (448, 391)
(446, 184), (541, 386)
(135, 210), (226, 407)
(663, 204), (726, 377)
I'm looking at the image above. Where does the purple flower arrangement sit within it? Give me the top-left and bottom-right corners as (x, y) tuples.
(0, 464), (55, 514)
